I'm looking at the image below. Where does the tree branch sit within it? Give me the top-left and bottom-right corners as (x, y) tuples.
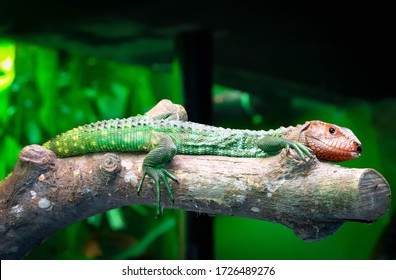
(0, 144), (391, 259)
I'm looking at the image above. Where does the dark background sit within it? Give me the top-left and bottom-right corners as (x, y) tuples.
(0, 1), (392, 101)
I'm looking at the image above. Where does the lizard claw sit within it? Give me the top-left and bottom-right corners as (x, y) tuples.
(137, 166), (177, 216)
(257, 135), (314, 162)
(286, 140), (315, 161)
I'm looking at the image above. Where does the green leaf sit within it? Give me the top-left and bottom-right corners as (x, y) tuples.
(114, 217), (176, 259)
(1, 136), (22, 177)
(87, 213), (104, 228)
(106, 208), (127, 231)
(130, 205), (149, 216)
(26, 121), (42, 144)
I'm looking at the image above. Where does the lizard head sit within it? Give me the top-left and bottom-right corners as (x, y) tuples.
(300, 121), (362, 162)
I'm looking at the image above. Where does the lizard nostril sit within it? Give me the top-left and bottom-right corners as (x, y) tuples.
(356, 144), (362, 153)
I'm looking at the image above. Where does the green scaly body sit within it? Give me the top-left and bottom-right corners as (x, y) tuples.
(43, 117), (290, 158)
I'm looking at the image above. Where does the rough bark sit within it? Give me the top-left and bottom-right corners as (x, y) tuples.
(0, 144), (391, 259)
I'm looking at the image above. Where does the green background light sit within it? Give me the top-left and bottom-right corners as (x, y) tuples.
(0, 40), (16, 90)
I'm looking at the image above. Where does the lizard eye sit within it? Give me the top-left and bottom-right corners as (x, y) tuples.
(329, 127), (335, 134)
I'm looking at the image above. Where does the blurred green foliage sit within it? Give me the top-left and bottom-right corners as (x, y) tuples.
(1, 39), (393, 260)
(0, 40), (183, 259)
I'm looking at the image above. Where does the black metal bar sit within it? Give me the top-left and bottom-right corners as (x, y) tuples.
(175, 27), (214, 259)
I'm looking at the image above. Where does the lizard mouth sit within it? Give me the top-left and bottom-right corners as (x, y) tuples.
(307, 137), (362, 162)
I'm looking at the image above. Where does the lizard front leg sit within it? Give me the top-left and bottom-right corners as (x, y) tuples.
(137, 132), (178, 217)
(257, 135), (314, 160)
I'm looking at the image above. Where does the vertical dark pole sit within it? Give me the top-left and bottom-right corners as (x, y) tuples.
(175, 27), (214, 259)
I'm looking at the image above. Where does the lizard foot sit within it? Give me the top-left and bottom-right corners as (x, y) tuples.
(257, 135), (314, 161)
(137, 166), (177, 217)
(285, 140), (314, 161)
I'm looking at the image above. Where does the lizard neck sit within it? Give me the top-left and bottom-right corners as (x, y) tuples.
(267, 122), (308, 143)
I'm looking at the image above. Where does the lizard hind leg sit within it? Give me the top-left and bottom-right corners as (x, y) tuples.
(137, 132), (178, 217)
(146, 99), (188, 121)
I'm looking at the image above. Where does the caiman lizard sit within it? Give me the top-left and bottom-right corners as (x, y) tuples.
(41, 100), (362, 215)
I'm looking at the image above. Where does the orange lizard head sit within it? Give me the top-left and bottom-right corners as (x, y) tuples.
(299, 121), (362, 162)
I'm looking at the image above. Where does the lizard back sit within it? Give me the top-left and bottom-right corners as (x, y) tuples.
(43, 117), (272, 158)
